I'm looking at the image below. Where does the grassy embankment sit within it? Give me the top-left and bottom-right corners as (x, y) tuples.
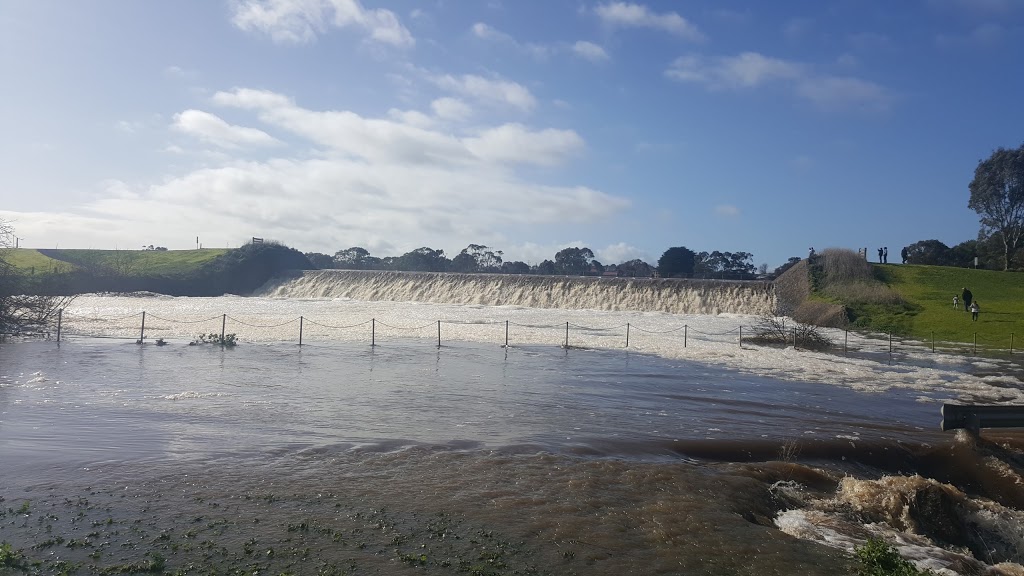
(811, 249), (1024, 351)
(4, 245), (309, 297)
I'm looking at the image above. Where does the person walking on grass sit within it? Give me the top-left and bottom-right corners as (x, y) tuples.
(970, 301), (979, 321)
(953, 294), (959, 309)
(962, 287), (973, 312)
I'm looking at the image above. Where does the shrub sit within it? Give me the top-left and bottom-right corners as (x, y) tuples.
(854, 538), (932, 576)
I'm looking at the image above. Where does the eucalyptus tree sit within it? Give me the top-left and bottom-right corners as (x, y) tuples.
(968, 144), (1024, 270)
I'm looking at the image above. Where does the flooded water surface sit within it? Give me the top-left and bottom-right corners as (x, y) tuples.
(1, 292), (1023, 575)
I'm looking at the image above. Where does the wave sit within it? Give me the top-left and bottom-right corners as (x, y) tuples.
(257, 270), (777, 315)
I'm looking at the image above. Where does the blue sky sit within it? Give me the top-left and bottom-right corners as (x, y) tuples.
(2, 0), (1022, 268)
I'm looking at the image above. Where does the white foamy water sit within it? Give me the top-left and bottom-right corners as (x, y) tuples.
(62, 290), (1024, 405)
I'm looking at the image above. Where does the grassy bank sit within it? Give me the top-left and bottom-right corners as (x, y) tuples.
(807, 249), (1024, 350)
(882, 264), (1024, 347)
(36, 248), (228, 276)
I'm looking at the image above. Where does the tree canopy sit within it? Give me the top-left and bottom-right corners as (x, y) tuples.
(657, 246), (696, 278)
(968, 144), (1024, 270)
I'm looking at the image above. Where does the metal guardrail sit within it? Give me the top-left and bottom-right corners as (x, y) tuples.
(941, 403), (1024, 432)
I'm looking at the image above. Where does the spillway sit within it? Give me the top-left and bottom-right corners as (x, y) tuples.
(256, 270), (776, 315)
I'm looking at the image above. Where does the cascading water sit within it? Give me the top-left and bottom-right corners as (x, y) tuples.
(256, 270), (777, 315)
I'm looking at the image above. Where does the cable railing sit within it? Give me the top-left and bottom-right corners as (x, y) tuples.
(36, 309), (1022, 361)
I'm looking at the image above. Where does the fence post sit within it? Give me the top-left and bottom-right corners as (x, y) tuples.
(299, 316), (303, 346)
(974, 332), (977, 355)
(889, 332), (892, 355)
(139, 311), (146, 344)
(738, 326), (742, 348)
(437, 320), (441, 348)
(793, 327), (797, 349)
(932, 331), (935, 353)
(626, 323), (630, 348)
(57, 309), (62, 343)
(221, 314), (226, 347)
(505, 320), (509, 348)
(372, 318), (376, 347)
(844, 329), (847, 355)
(1011, 333), (1015, 355)
(684, 325), (687, 348)
(564, 322), (569, 348)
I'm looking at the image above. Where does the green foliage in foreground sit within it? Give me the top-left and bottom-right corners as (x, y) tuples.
(855, 539), (932, 576)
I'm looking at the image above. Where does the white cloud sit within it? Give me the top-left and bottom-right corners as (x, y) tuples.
(464, 124), (584, 166)
(595, 2), (705, 41)
(597, 242), (649, 264)
(470, 22), (550, 59)
(232, 0), (414, 47)
(429, 74), (537, 112)
(430, 97), (473, 122)
(172, 109), (281, 149)
(666, 52), (802, 89)
(572, 41), (609, 62)
(795, 76), (890, 111)
(715, 204), (740, 218)
(666, 52), (890, 110)
(9, 87), (625, 254)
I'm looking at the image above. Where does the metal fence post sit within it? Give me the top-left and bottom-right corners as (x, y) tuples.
(505, 320), (509, 348)
(684, 325), (687, 348)
(738, 326), (742, 348)
(889, 332), (892, 355)
(932, 331), (935, 353)
(1011, 333), (1015, 355)
(56, 309), (62, 343)
(626, 323), (630, 348)
(844, 329), (847, 355)
(299, 316), (303, 346)
(372, 318), (376, 347)
(564, 322), (569, 348)
(221, 314), (226, 347)
(437, 320), (441, 348)
(140, 311), (146, 344)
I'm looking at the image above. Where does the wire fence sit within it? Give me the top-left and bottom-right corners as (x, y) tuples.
(38, 309), (1022, 362)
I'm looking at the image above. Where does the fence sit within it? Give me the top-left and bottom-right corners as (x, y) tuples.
(43, 309), (1022, 362)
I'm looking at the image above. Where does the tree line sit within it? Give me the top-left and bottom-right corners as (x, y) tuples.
(304, 244), (779, 280)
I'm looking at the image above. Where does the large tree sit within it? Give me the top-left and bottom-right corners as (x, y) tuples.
(554, 247), (594, 276)
(903, 239), (950, 265)
(333, 247), (371, 269)
(968, 144), (1024, 270)
(657, 246), (696, 278)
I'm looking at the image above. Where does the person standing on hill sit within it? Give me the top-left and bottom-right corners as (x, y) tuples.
(962, 287), (973, 311)
(953, 294), (959, 309)
(883, 247), (888, 263)
(877, 247), (884, 263)
(970, 301), (979, 321)
(901, 247), (908, 264)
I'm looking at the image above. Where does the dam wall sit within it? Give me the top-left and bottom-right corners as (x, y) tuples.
(256, 270), (776, 316)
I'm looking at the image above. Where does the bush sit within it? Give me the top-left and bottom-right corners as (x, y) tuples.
(747, 314), (834, 351)
(854, 538), (932, 576)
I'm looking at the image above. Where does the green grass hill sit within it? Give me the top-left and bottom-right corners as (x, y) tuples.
(3, 244), (311, 297)
(796, 248), (1024, 351)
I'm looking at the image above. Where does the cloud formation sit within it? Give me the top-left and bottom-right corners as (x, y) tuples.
(572, 41), (610, 62)
(595, 2), (704, 41)
(232, 0), (414, 46)
(666, 51), (890, 110)
(9, 87), (626, 258)
(172, 110), (281, 149)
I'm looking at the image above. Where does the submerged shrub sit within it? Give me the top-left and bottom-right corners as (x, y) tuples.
(855, 538), (932, 576)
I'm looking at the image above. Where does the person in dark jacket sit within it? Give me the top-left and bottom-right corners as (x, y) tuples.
(962, 288), (973, 311)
